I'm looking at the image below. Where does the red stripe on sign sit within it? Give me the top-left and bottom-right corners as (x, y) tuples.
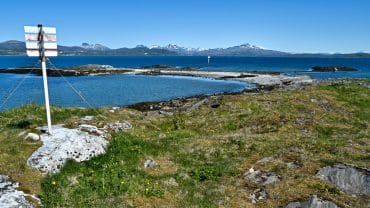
(25, 34), (38, 41)
(25, 34), (57, 42)
(44, 35), (57, 41)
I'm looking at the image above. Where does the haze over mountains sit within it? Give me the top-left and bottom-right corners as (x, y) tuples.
(0, 40), (369, 58)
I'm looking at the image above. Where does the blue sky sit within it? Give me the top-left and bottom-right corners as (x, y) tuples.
(0, 0), (369, 53)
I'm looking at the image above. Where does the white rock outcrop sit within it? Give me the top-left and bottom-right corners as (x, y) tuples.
(24, 133), (40, 141)
(27, 125), (108, 174)
(0, 175), (34, 208)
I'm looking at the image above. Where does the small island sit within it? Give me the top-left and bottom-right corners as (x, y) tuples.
(311, 66), (358, 72)
(0, 64), (313, 91)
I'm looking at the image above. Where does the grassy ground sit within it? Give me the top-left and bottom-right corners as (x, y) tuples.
(0, 82), (369, 207)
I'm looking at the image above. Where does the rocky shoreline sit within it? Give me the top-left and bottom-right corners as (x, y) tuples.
(128, 78), (369, 114)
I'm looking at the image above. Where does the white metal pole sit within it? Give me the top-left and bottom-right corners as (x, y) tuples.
(41, 60), (52, 135)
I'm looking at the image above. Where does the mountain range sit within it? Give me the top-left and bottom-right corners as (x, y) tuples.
(0, 40), (369, 58)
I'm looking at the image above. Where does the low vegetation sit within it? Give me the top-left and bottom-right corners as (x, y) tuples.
(0, 81), (369, 207)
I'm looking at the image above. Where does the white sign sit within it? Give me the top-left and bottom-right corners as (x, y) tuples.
(23, 25), (57, 135)
(25, 34), (57, 42)
(26, 50), (58, 57)
(26, 42), (57, 50)
(24, 25), (58, 57)
(24, 26), (56, 34)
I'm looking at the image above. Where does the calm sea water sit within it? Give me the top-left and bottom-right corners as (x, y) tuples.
(0, 73), (249, 110)
(0, 56), (369, 110)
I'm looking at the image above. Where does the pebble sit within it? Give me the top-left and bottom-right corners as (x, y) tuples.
(144, 159), (159, 168)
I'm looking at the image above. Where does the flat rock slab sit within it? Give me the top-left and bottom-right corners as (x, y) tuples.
(286, 195), (338, 208)
(27, 125), (108, 174)
(0, 175), (33, 208)
(316, 164), (370, 196)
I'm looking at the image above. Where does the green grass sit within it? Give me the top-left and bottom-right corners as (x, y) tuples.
(0, 82), (369, 207)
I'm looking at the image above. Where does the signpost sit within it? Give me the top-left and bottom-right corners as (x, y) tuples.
(24, 25), (57, 135)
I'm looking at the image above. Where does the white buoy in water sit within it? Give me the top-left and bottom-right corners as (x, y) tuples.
(208, 55), (211, 63)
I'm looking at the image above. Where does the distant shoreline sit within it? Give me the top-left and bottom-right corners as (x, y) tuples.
(2, 54), (370, 58)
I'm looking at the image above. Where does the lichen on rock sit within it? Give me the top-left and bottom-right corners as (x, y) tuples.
(27, 125), (108, 174)
(0, 175), (34, 208)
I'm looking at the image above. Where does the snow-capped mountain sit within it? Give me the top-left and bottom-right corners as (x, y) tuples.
(149, 44), (207, 55)
(146, 43), (286, 56)
(1, 40), (366, 57)
(197, 43), (287, 56)
(81, 43), (110, 51)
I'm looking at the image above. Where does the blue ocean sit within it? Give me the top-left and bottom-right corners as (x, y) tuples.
(0, 56), (369, 110)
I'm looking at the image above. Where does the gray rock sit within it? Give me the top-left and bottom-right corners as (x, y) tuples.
(28, 125), (108, 174)
(104, 121), (132, 133)
(256, 156), (274, 164)
(79, 124), (106, 136)
(244, 168), (280, 186)
(24, 133), (40, 141)
(316, 164), (370, 195)
(81, 116), (94, 122)
(249, 188), (268, 203)
(158, 110), (174, 116)
(286, 195), (338, 208)
(144, 159), (159, 168)
(0, 175), (34, 208)
(286, 162), (300, 169)
(209, 100), (221, 108)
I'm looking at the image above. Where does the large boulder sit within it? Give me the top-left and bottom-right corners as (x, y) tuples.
(0, 175), (34, 208)
(316, 164), (370, 195)
(286, 195), (338, 208)
(27, 125), (108, 174)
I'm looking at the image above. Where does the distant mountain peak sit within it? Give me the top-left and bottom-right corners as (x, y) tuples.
(4, 40), (24, 44)
(135, 44), (148, 48)
(234, 43), (264, 50)
(81, 43), (110, 51)
(149, 44), (208, 54)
